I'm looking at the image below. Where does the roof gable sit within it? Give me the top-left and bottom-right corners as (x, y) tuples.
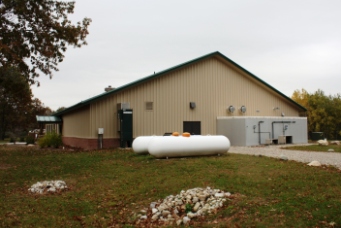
(55, 51), (306, 116)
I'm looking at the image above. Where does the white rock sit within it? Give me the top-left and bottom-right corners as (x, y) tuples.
(47, 186), (56, 192)
(158, 203), (168, 211)
(328, 149), (334, 152)
(183, 216), (191, 224)
(279, 154), (288, 161)
(140, 209), (147, 214)
(140, 215), (147, 220)
(175, 199), (183, 205)
(193, 202), (201, 212)
(214, 192), (225, 198)
(151, 213), (159, 221)
(308, 161), (321, 167)
(187, 212), (197, 218)
(152, 208), (158, 214)
(330, 141), (340, 145)
(162, 210), (170, 217)
(28, 180), (68, 194)
(318, 139), (328, 146)
(197, 194), (207, 201)
(196, 209), (203, 216)
(192, 197), (199, 203)
(137, 187), (232, 224)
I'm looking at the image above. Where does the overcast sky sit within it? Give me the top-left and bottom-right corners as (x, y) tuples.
(31, 0), (341, 111)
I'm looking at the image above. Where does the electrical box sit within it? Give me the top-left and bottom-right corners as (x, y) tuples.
(265, 139), (272, 145)
(278, 136), (286, 144)
(117, 103), (130, 111)
(98, 128), (104, 134)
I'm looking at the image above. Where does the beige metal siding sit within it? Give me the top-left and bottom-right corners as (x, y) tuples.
(84, 57), (300, 139)
(63, 106), (90, 137)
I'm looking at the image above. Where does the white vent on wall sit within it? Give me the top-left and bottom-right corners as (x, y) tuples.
(117, 103), (130, 111)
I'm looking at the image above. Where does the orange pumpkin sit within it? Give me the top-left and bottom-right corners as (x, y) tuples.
(182, 132), (191, 137)
(172, 132), (179, 136)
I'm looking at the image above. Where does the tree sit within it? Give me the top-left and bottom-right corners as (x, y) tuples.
(0, 67), (52, 140)
(53, 106), (66, 114)
(0, 67), (32, 139)
(291, 88), (309, 109)
(0, 0), (91, 85)
(292, 89), (341, 140)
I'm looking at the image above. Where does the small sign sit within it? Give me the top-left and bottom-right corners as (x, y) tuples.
(98, 128), (104, 134)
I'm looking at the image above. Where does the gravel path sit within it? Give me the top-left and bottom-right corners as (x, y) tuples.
(229, 144), (341, 170)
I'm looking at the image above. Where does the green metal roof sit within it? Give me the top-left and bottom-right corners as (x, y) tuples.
(55, 51), (307, 116)
(36, 115), (62, 123)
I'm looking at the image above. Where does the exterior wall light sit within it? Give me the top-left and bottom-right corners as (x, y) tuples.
(190, 102), (196, 109)
(240, 105), (247, 113)
(228, 105), (235, 113)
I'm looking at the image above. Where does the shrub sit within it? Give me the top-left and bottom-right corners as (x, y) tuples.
(8, 132), (16, 143)
(38, 132), (63, 148)
(26, 135), (35, 145)
(19, 131), (28, 142)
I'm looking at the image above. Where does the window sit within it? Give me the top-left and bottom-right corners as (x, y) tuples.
(146, 102), (153, 111)
(183, 121), (201, 135)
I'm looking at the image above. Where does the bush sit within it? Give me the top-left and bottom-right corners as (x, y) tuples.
(19, 131), (28, 142)
(38, 132), (63, 148)
(26, 135), (35, 145)
(8, 132), (16, 143)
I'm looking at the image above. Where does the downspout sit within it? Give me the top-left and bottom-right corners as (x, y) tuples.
(253, 121), (271, 145)
(258, 121), (264, 145)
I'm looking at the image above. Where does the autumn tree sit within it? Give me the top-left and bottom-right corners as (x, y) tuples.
(0, 0), (91, 85)
(291, 88), (309, 109)
(292, 89), (341, 140)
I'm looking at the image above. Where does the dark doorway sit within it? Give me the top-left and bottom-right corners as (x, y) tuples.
(183, 121), (201, 135)
(118, 109), (133, 148)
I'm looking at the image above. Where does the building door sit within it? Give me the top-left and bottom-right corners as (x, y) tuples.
(183, 121), (201, 135)
(118, 109), (133, 147)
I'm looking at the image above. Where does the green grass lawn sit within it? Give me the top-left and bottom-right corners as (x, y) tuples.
(283, 144), (341, 153)
(1, 145), (341, 227)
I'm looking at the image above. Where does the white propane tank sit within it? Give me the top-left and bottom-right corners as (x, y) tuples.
(132, 136), (160, 154)
(148, 135), (230, 158)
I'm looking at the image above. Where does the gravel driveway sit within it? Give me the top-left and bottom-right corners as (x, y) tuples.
(229, 144), (341, 170)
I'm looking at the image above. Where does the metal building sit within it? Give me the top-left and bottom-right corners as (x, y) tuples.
(53, 52), (307, 149)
